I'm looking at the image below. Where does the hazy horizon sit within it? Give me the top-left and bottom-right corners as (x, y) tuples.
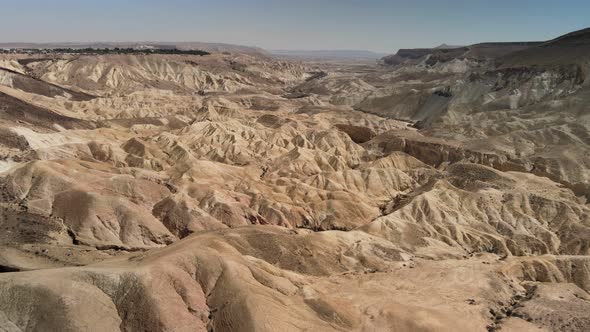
(2, 0), (589, 53)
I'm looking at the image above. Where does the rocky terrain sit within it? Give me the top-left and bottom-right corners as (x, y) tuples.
(0, 28), (589, 332)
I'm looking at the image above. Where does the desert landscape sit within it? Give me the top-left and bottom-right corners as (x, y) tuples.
(0, 26), (589, 332)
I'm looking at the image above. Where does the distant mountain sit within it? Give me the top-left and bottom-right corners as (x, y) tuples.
(380, 41), (542, 66)
(434, 44), (464, 49)
(0, 42), (268, 55)
(270, 49), (388, 60)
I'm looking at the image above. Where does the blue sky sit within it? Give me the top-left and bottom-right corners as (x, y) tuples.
(1, 0), (588, 52)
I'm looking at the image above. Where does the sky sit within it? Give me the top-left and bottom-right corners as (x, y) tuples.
(1, 0), (589, 53)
